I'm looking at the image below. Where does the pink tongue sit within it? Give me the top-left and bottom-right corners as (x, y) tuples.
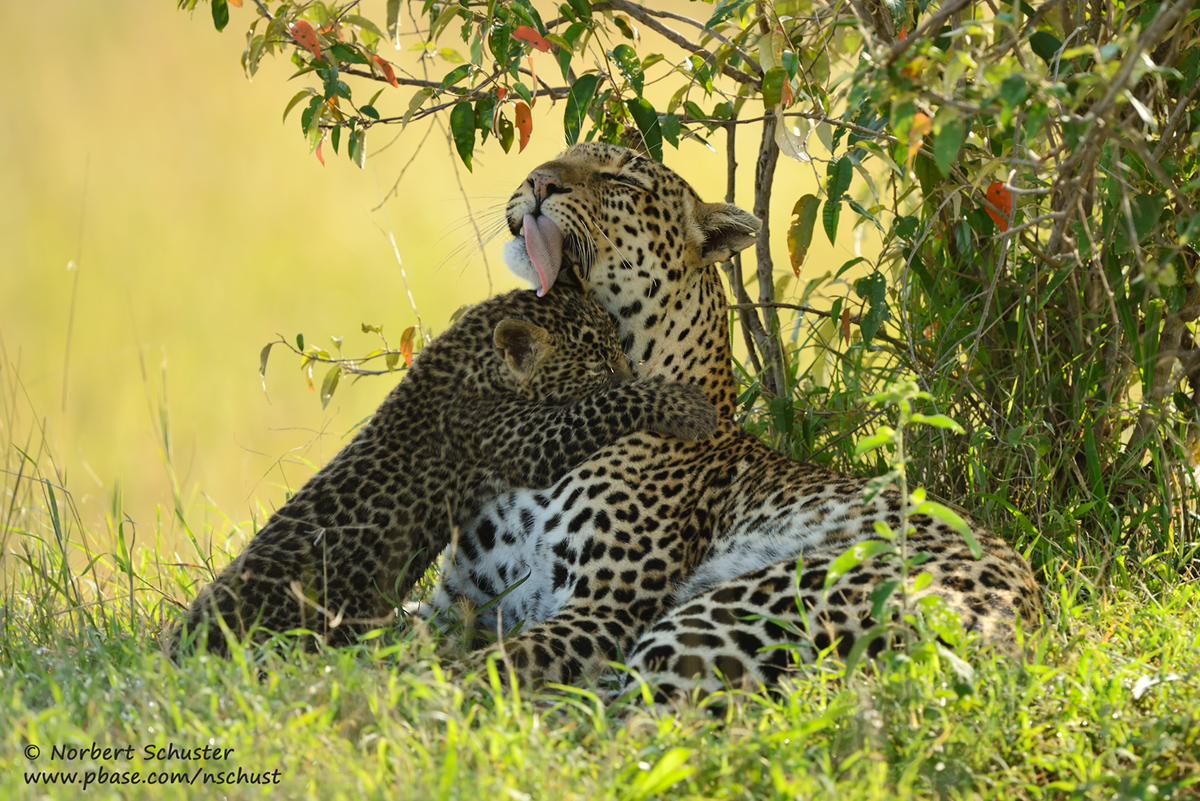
(523, 213), (563, 297)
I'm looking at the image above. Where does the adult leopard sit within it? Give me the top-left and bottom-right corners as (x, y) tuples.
(167, 282), (717, 658)
(434, 142), (1042, 699)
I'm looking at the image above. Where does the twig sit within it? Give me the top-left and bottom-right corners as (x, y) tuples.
(590, 0), (760, 86)
(729, 302), (917, 360)
(883, 0), (972, 66)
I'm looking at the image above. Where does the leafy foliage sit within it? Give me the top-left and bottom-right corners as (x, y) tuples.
(180, 0), (1200, 578)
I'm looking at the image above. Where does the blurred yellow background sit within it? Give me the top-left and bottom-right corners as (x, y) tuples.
(0, 1), (859, 558)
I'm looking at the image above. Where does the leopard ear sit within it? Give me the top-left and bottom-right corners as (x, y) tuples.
(494, 319), (554, 378)
(695, 202), (761, 267)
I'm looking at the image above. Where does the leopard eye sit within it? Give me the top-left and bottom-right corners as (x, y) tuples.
(599, 172), (645, 191)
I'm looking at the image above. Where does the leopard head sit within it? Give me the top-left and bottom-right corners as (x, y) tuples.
(503, 142), (760, 414)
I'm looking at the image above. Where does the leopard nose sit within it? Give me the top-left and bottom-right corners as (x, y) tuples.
(530, 170), (562, 202)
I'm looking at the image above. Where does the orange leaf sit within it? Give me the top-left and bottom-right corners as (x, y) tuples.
(513, 25), (551, 53)
(515, 102), (533, 152)
(318, 20), (345, 40)
(400, 326), (415, 367)
(906, 112), (931, 163)
(229, 0), (242, 6)
(374, 55), (398, 88)
(315, 136), (325, 166)
(840, 307), (851, 342)
(495, 86), (507, 100)
(290, 20), (322, 61)
(985, 181), (1013, 232)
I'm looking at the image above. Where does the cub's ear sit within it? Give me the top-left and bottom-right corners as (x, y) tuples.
(494, 319), (554, 378)
(695, 202), (761, 266)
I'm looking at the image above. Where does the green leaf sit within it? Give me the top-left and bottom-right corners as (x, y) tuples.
(909, 413), (965, 433)
(627, 748), (694, 798)
(762, 67), (787, 109)
(934, 119), (964, 178)
(564, 73), (600, 145)
(999, 74), (1028, 109)
(387, 0), (401, 40)
(787, 194), (821, 274)
(1029, 31), (1063, 65)
(513, 82), (533, 107)
(624, 98), (662, 161)
(854, 271), (890, 345)
(826, 157), (853, 205)
(497, 110), (514, 153)
(258, 342), (275, 391)
(331, 124), (341, 154)
(913, 500), (981, 558)
(824, 540), (894, 593)
(854, 428), (895, 457)
(611, 44), (644, 96)
(211, 0), (229, 32)
(283, 90), (315, 123)
(438, 64), (472, 91)
(320, 366), (340, 409)
(344, 15), (385, 40)
(769, 395), (794, 435)
(450, 101), (476, 170)
(705, 0), (753, 29)
(403, 87), (435, 126)
(360, 104), (379, 120)
(822, 198), (841, 245)
(329, 43), (368, 65)
(843, 624), (890, 675)
(868, 579), (902, 620)
(660, 112), (681, 147)
(296, 333), (305, 351)
(348, 128), (366, 168)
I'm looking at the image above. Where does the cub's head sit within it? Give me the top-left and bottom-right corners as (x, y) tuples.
(493, 310), (631, 403)
(503, 142), (760, 308)
(436, 282), (630, 403)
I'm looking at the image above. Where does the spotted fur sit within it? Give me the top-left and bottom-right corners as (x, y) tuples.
(167, 283), (718, 657)
(432, 143), (1042, 699)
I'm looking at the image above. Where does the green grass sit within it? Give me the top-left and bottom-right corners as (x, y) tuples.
(2, 541), (1198, 800)
(3, 402), (1199, 800)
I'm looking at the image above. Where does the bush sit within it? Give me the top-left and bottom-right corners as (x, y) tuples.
(181, 0), (1200, 581)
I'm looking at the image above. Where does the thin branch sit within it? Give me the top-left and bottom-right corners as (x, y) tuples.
(590, 0), (760, 86)
(883, 0), (973, 66)
(730, 302), (918, 361)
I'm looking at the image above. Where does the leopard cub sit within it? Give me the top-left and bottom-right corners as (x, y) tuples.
(168, 282), (716, 658)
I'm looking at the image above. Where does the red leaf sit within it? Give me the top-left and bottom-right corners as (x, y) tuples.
(495, 86), (507, 100)
(315, 136), (325, 166)
(374, 55), (398, 88)
(515, 102), (533, 152)
(906, 112), (931, 163)
(290, 20), (322, 61)
(400, 326), (415, 367)
(985, 181), (1013, 232)
(513, 25), (551, 53)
